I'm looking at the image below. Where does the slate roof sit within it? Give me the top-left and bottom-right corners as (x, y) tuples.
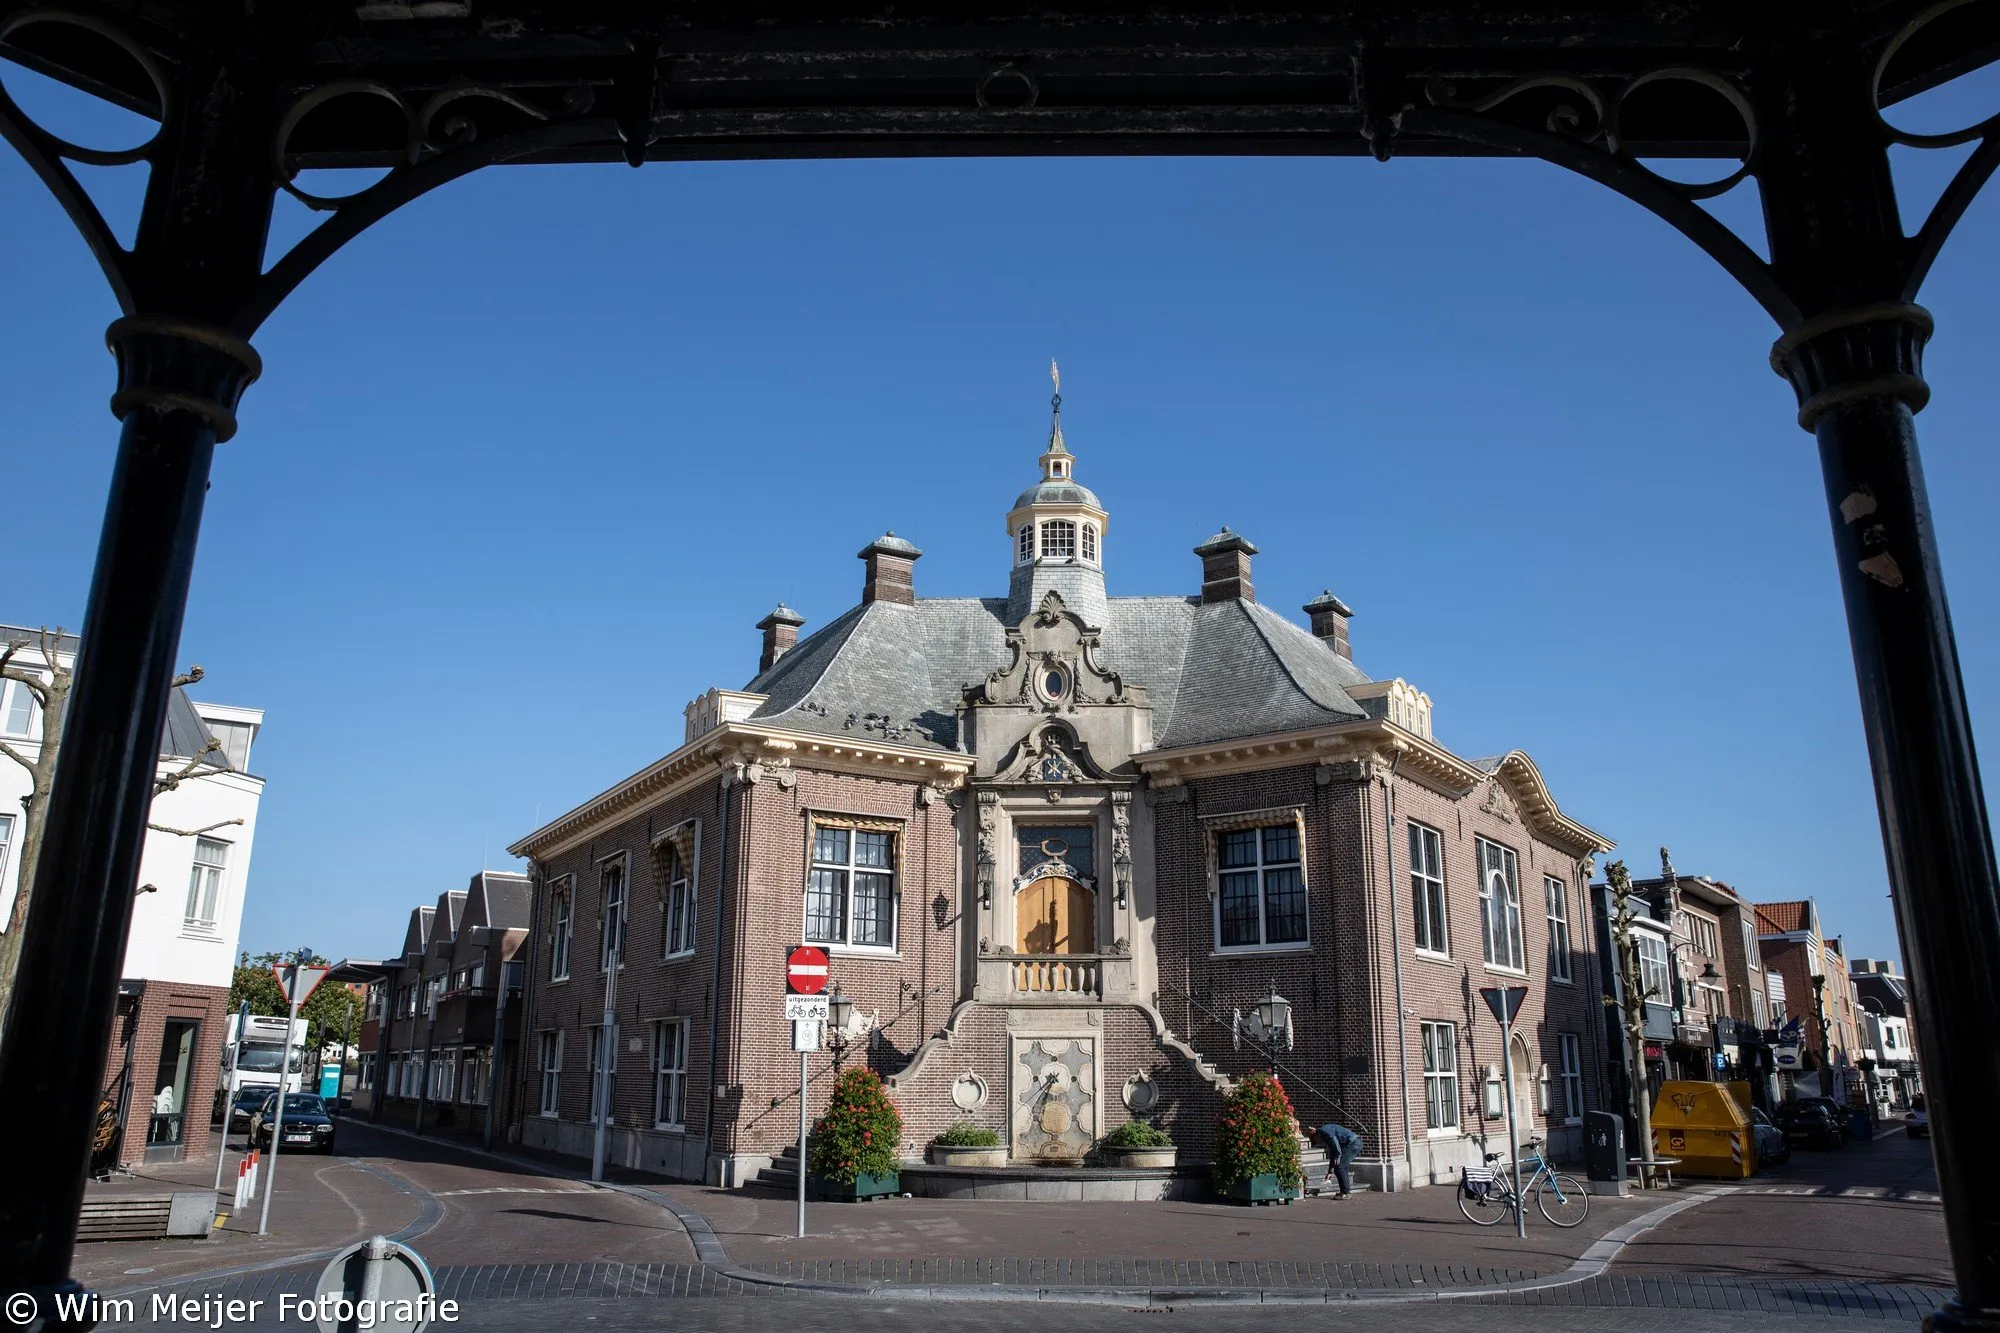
(1012, 479), (1103, 511)
(464, 871), (532, 932)
(2, 622), (237, 771)
(740, 591), (1372, 753)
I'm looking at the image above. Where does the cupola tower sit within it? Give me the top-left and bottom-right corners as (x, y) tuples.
(1005, 360), (1110, 627)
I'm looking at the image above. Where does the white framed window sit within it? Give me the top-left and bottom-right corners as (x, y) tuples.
(1017, 524), (1034, 564)
(1040, 519), (1077, 560)
(537, 1030), (563, 1117)
(1421, 1020), (1459, 1132)
(1476, 838), (1525, 972)
(806, 824), (897, 950)
(652, 1018), (688, 1130)
(1740, 916), (1758, 972)
(1081, 523), (1098, 563)
(182, 837), (229, 934)
(1408, 821), (1447, 956)
(1, 678), (40, 738)
(1751, 989), (1768, 1028)
(1215, 824), (1307, 950)
(0, 812), (14, 889)
(386, 1056), (400, 1097)
(1545, 875), (1572, 983)
(549, 879), (573, 981)
(1538, 1064), (1551, 1114)
(1636, 931), (1670, 1002)
(359, 1054), (376, 1092)
(600, 858), (628, 972)
(662, 847), (695, 959)
(587, 1023), (617, 1124)
(461, 1050), (488, 1105)
(1482, 1065), (1505, 1118)
(1558, 1033), (1584, 1124)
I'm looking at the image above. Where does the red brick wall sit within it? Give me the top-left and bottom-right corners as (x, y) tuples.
(100, 981), (229, 1166)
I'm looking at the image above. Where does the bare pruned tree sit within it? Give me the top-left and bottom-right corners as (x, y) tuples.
(1602, 858), (1665, 1170)
(0, 629), (237, 1025)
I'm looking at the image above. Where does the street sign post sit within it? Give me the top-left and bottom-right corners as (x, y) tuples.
(1479, 983), (1530, 1239)
(784, 995), (830, 1022)
(786, 945), (829, 995)
(785, 945), (829, 1242)
(259, 958), (328, 1236)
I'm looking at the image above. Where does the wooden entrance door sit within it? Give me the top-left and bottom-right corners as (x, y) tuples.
(1016, 877), (1096, 954)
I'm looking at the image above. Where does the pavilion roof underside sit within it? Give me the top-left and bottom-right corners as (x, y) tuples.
(5, 2), (1994, 167)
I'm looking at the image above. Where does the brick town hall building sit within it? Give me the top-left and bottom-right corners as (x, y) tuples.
(508, 387), (1615, 1190)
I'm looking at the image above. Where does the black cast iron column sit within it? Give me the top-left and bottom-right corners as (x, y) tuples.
(0, 33), (271, 1318)
(1762, 36), (2000, 1333)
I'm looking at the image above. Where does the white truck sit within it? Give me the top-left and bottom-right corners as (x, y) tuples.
(216, 1014), (308, 1125)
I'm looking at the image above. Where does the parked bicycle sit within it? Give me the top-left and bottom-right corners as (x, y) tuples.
(1458, 1137), (1590, 1228)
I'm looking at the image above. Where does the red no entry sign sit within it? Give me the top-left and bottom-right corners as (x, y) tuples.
(786, 945), (829, 995)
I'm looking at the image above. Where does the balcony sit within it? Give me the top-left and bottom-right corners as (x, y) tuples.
(974, 951), (1138, 1005)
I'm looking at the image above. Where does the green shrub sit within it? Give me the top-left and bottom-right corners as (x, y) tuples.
(808, 1068), (904, 1184)
(1103, 1120), (1174, 1150)
(931, 1122), (1002, 1148)
(1211, 1071), (1302, 1190)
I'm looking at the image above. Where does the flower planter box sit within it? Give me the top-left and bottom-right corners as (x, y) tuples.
(1218, 1172), (1302, 1205)
(929, 1144), (1008, 1168)
(807, 1171), (901, 1202)
(1102, 1146), (1178, 1170)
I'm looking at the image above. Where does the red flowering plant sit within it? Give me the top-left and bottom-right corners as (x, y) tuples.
(807, 1068), (904, 1185)
(1211, 1071), (1303, 1191)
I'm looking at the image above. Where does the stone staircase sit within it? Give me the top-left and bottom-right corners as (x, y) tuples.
(751, 1144), (800, 1192)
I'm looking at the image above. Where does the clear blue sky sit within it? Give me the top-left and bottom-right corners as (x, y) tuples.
(2, 67), (1994, 970)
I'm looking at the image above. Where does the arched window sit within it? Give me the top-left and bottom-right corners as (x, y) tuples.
(1040, 520), (1077, 560)
(1017, 524), (1034, 564)
(1081, 523), (1098, 564)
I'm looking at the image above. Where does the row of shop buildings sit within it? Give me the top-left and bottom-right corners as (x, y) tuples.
(330, 391), (1923, 1187)
(1596, 872), (1923, 1121)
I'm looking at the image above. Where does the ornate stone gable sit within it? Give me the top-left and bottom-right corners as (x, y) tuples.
(965, 591), (1145, 712)
(992, 719), (1116, 787)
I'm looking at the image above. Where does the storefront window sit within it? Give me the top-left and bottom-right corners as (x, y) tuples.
(149, 1019), (199, 1148)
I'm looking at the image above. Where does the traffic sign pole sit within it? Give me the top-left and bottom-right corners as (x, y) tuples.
(783, 945), (829, 1240)
(1479, 982), (1529, 1239)
(258, 978), (304, 1235)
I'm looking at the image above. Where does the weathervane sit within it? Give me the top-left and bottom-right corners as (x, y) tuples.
(1047, 358), (1066, 452)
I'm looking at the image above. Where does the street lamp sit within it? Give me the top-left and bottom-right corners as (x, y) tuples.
(1234, 983), (1294, 1074)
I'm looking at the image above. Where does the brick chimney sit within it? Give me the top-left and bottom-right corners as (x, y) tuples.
(1193, 527), (1257, 603)
(1303, 590), (1354, 659)
(858, 532), (922, 606)
(756, 603), (806, 673)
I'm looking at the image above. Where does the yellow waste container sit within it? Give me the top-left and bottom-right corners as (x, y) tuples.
(1651, 1080), (1754, 1179)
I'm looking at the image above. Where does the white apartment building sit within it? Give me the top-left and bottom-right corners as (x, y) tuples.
(1, 625), (266, 1166)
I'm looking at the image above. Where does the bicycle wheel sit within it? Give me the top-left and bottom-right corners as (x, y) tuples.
(1457, 1183), (1513, 1226)
(1534, 1172), (1590, 1228)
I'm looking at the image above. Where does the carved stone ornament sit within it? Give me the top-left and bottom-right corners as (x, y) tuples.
(1480, 779), (1518, 825)
(965, 590), (1144, 711)
(1146, 782), (1191, 807)
(995, 719), (1114, 788)
(951, 1072), (989, 1112)
(1123, 1074), (1161, 1114)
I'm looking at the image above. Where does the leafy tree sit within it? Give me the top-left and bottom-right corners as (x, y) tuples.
(230, 951), (365, 1062)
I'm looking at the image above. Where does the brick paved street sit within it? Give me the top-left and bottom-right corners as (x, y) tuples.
(1613, 1131), (1947, 1285)
(67, 1113), (1954, 1332)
